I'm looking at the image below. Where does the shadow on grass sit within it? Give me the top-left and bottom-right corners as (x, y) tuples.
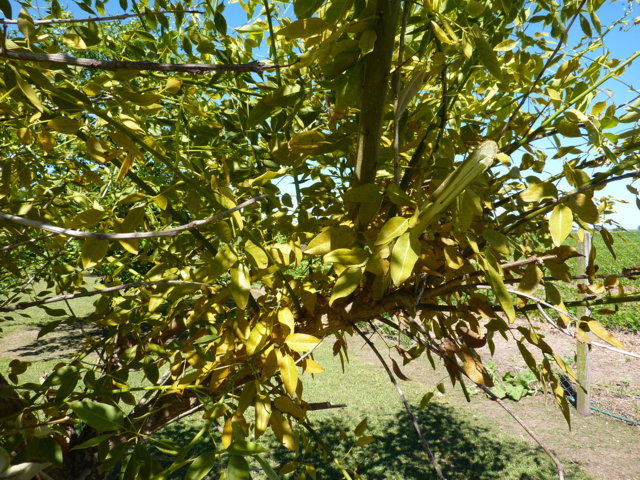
(0, 321), (101, 360)
(156, 401), (591, 480)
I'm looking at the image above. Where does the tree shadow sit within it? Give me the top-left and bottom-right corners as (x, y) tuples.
(153, 401), (590, 480)
(1, 321), (101, 360)
(289, 402), (581, 480)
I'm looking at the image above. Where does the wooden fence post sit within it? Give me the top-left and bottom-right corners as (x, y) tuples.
(576, 230), (592, 416)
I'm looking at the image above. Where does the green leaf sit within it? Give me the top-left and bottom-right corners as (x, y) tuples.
(493, 39), (518, 51)
(70, 434), (113, 450)
(329, 265), (363, 305)
(277, 18), (327, 39)
(0, 0), (12, 18)
(227, 440), (268, 456)
(14, 70), (43, 112)
(482, 252), (515, 323)
(81, 238), (109, 269)
(549, 204), (573, 246)
(185, 452), (218, 480)
(48, 116), (82, 134)
(474, 32), (502, 80)
(375, 217), (409, 246)
(519, 182), (557, 202)
(227, 455), (251, 480)
(67, 399), (124, 432)
(255, 455), (281, 480)
(390, 232), (420, 286)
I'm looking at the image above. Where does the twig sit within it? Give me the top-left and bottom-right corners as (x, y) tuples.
(0, 280), (215, 312)
(476, 286), (640, 360)
(353, 324), (446, 480)
(0, 194), (266, 240)
(497, 0), (587, 140)
(0, 232), (56, 252)
(0, 49), (286, 73)
(502, 171), (640, 233)
(533, 302), (640, 360)
(295, 336), (327, 365)
(0, 10), (202, 25)
(479, 384), (565, 480)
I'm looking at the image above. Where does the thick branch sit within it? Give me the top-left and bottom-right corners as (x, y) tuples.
(0, 49), (283, 73)
(0, 195), (266, 240)
(354, 0), (401, 185)
(0, 10), (202, 25)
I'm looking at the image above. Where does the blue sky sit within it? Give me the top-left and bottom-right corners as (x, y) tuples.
(7, 0), (640, 228)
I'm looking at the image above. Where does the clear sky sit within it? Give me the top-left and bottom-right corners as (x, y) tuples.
(7, 0), (640, 228)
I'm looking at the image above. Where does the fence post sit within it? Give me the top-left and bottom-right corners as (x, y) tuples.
(576, 230), (592, 416)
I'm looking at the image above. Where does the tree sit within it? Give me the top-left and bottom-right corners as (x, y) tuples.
(0, 0), (639, 478)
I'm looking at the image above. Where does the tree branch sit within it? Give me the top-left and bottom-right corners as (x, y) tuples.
(0, 280), (214, 312)
(353, 323), (446, 480)
(354, 0), (401, 185)
(0, 10), (202, 26)
(0, 194), (266, 240)
(479, 384), (565, 480)
(501, 171), (640, 233)
(0, 49), (287, 73)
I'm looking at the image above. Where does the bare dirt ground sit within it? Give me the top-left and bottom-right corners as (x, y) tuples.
(353, 319), (640, 480)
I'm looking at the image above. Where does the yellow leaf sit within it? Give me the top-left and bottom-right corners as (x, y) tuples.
(549, 204), (573, 246)
(356, 436), (375, 446)
(278, 307), (295, 336)
(461, 348), (492, 386)
(222, 417), (234, 449)
(246, 320), (271, 356)
(255, 396), (271, 438)
(230, 264), (251, 309)
(284, 333), (321, 353)
(518, 264), (542, 294)
(482, 252), (515, 323)
(245, 239), (269, 269)
(586, 319), (624, 349)
(329, 266), (363, 305)
(270, 410), (297, 451)
(431, 21), (453, 44)
(302, 358), (324, 374)
(305, 226), (355, 255)
(277, 18), (327, 39)
(165, 77), (183, 93)
(153, 195), (168, 210)
(279, 353), (298, 396)
(274, 395), (306, 419)
(390, 232), (420, 286)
